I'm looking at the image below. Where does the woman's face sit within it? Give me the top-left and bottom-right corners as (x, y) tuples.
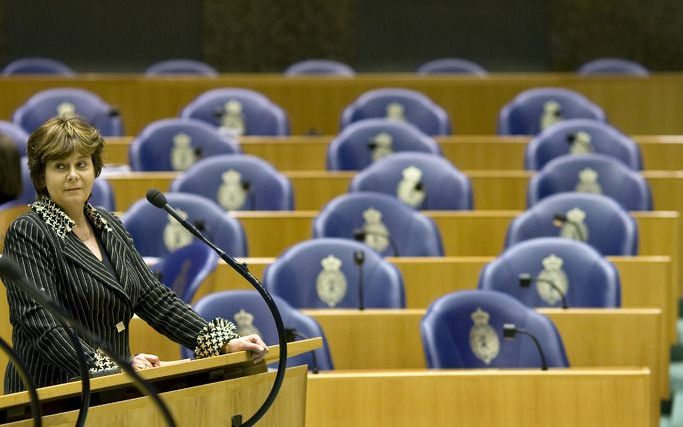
(44, 151), (95, 215)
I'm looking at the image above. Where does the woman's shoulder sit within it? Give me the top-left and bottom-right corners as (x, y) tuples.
(6, 210), (57, 246)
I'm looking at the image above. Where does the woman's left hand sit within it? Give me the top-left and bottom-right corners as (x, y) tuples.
(223, 334), (269, 363)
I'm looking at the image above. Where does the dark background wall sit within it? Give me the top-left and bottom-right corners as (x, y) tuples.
(1, 0), (682, 72)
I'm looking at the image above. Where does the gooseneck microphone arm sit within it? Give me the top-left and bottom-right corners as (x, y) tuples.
(146, 189), (287, 427)
(352, 228), (400, 257)
(553, 213), (586, 242)
(0, 257), (176, 427)
(0, 336), (42, 426)
(65, 327), (90, 427)
(353, 250), (365, 311)
(502, 324), (548, 370)
(518, 273), (568, 309)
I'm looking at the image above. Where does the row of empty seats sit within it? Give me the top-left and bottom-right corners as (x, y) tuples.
(1, 56), (652, 77)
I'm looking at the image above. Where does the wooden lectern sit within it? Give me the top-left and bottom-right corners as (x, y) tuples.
(0, 338), (320, 426)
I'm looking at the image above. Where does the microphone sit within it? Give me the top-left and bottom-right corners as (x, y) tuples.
(552, 213), (586, 242)
(352, 228), (400, 257)
(367, 141), (378, 150)
(518, 273), (568, 309)
(284, 328), (320, 374)
(0, 256), (177, 427)
(353, 250), (365, 311)
(502, 323), (548, 370)
(146, 189), (287, 426)
(212, 106), (225, 119)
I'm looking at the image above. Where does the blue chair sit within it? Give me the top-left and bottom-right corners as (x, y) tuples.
(121, 192), (247, 258)
(263, 238), (405, 309)
(145, 59), (218, 76)
(416, 58), (487, 76)
(313, 192), (444, 257)
(341, 88), (451, 136)
(526, 119), (642, 170)
(0, 121), (30, 156)
(497, 87), (607, 135)
(183, 290), (334, 372)
(478, 237), (621, 308)
(89, 178), (116, 211)
(170, 154), (294, 211)
(180, 88), (290, 136)
(129, 118), (240, 171)
(327, 118), (441, 171)
(349, 152), (472, 210)
(13, 88), (123, 136)
(3, 57), (75, 76)
(527, 153), (653, 211)
(284, 59), (355, 76)
(421, 290), (569, 369)
(578, 58), (649, 76)
(505, 193), (638, 256)
(151, 242), (219, 304)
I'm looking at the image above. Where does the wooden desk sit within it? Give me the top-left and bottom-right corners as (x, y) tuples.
(104, 134), (683, 172)
(201, 255), (674, 346)
(2, 73), (683, 135)
(306, 368), (652, 427)
(129, 307), (663, 403)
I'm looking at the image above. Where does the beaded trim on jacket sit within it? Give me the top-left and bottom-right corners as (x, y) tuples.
(30, 197), (113, 240)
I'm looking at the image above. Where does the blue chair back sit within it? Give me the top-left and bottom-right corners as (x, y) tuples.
(0, 121), (30, 156)
(180, 88), (290, 136)
(13, 88), (123, 136)
(526, 119), (642, 170)
(145, 59), (218, 76)
(3, 57), (75, 76)
(421, 290), (569, 369)
(349, 152), (472, 210)
(506, 193), (638, 256)
(313, 192), (444, 257)
(184, 290), (334, 371)
(129, 118), (240, 171)
(284, 59), (355, 76)
(479, 237), (621, 308)
(263, 238), (405, 309)
(416, 58), (487, 75)
(170, 154), (294, 211)
(497, 87), (606, 135)
(578, 58), (649, 76)
(327, 118), (441, 171)
(121, 192), (247, 258)
(341, 88), (451, 136)
(527, 153), (652, 211)
(89, 178), (116, 211)
(152, 242), (218, 303)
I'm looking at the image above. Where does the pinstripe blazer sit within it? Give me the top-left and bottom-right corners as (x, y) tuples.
(1, 198), (220, 393)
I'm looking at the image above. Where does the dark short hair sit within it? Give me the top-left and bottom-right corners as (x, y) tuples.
(27, 115), (105, 197)
(0, 134), (22, 199)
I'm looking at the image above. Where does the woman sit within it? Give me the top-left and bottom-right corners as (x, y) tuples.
(0, 115), (267, 393)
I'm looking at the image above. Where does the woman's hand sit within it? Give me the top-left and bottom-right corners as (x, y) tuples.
(131, 353), (161, 371)
(223, 334), (269, 363)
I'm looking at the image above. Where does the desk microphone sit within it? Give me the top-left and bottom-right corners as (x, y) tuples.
(146, 189), (286, 427)
(285, 328), (320, 374)
(502, 323), (548, 370)
(352, 228), (400, 257)
(552, 213), (586, 242)
(353, 250), (365, 310)
(0, 256), (176, 427)
(518, 272), (568, 309)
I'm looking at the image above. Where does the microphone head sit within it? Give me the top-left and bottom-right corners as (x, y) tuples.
(353, 250), (365, 265)
(518, 273), (533, 288)
(566, 132), (577, 143)
(0, 256), (22, 282)
(145, 189), (167, 208)
(241, 181), (251, 191)
(367, 142), (378, 150)
(352, 228), (366, 241)
(213, 106), (225, 118)
(502, 323), (517, 339)
(552, 213), (567, 227)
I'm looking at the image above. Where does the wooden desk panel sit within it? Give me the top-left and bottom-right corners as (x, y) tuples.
(306, 369), (652, 427)
(3, 73), (683, 136)
(104, 134), (683, 171)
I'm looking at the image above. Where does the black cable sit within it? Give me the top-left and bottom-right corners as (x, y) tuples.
(64, 327), (90, 427)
